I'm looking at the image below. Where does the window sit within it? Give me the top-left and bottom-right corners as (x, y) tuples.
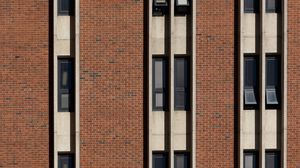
(244, 0), (259, 13)
(153, 58), (167, 111)
(244, 56), (258, 107)
(153, 153), (168, 168)
(174, 58), (189, 110)
(58, 0), (74, 16)
(266, 56), (281, 106)
(175, 153), (189, 168)
(58, 58), (74, 112)
(153, 0), (168, 16)
(266, 0), (281, 13)
(244, 151), (258, 168)
(58, 154), (74, 168)
(266, 151), (280, 168)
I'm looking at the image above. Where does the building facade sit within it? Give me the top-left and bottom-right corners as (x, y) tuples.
(0, 0), (299, 168)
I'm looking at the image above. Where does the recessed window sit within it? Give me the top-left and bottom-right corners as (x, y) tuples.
(266, 56), (281, 107)
(153, 0), (168, 16)
(58, 154), (74, 168)
(266, 151), (280, 168)
(58, 0), (74, 16)
(153, 153), (168, 168)
(175, 153), (189, 168)
(266, 0), (281, 13)
(153, 58), (167, 111)
(244, 0), (259, 13)
(174, 57), (189, 110)
(58, 58), (74, 112)
(244, 151), (258, 168)
(244, 56), (258, 107)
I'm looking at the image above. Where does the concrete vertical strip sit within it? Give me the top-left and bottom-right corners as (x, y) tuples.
(282, 0), (288, 167)
(53, 0), (58, 167)
(239, 0), (244, 167)
(75, 0), (80, 167)
(148, 0), (153, 167)
(260, 0), (266, 167)
(191, 0), (196, 167)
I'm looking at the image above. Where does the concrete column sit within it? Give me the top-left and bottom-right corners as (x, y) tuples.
(281, 0), (288, 167)
(260, 0), (266, 167)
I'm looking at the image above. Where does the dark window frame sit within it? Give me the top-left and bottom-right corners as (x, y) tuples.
(244, 0), (259, 13)
(58, 57), (75, 112)
(174, 56), (190, 111)
(58, 0), (74, 16)
(153, 151), (168, 168)
(152, 56), (168, 111)
(265, 150), (281, 168)
(244, 55), (259, 109)
(265, 54), (281, 108)
(174, 151), (190, 168)
(58, 153), (75, 168)
(266, 0), (281, 13)
(244, 150), (259, 168)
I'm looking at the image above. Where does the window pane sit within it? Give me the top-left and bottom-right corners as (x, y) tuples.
(175, 58), (186, 88)
(175, 90), (185, 109)
(153, 153), (167, 168)
(245, 0), (258, 12)
(154, 60), (164, 89)
(266, 57), (280, 87)
(58, 58), (74, 112)
(266, 152), (280, 168)
(266, 88), (279, 105)
(266, 0), (276, 11)
(174, 58), (189, 110)
(245, 88), (257, 105)
(175, 153), (189, 168)
(155, 93), (164, 108)
(244, 152), (258, 168)
(58, 154), (74, 168)
(61, 94), (69, 109)
(244, 57), (257, 88)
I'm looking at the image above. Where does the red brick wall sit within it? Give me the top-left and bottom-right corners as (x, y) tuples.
(196, 0), (236, 167)
(0, 1), (49, 168)
(287, 0), (300, 167)
(80, 0), (145, 167)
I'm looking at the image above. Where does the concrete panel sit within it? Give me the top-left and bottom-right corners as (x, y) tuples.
(57, 16), (71, 40)
(55, 40), (71, 55)
(173, 111), (187, 150)
(265, 14), (281, 53)
(264, 109), (280, 149)
(243, 37), (257, 54)
(174, 16), (187, 55)
(152, 111), (166, 150)
(152, 17), (165, 55)
(243, 14), (258, 53)
(57, 112), (75, 152)
(242, 110), (258, 149)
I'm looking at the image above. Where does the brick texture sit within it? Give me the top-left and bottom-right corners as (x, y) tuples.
(196, 0), (236, 167)
(80, 0), (145, 167)
(0, 1), (49, 168)
(287, 0), (300, 167)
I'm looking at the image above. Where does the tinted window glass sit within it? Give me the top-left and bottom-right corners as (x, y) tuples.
(153, 153), (167, 168)
(175, 153), (189, 168)
(245, 0), (258, 13)
(244, 152), (258, 168)
(174, 58), (189, 110)
(58, 154), (74, 168)
(266, 151), (280, 168)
